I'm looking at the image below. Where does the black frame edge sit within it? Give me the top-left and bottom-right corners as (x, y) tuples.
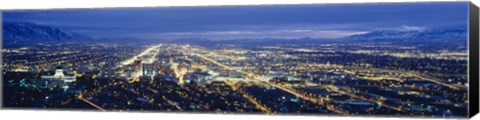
(0, 11), (4, 110)
(469, 1), (480, 118)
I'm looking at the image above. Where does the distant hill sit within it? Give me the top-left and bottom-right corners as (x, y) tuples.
(168, 37), (335, 46)
(3, 22), (93, 43)
(168, 28), (468, 46)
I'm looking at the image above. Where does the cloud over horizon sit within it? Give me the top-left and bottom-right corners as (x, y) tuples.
(136, 29), (369, 40)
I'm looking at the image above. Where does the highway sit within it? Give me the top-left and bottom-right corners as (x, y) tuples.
(77, 94), (106, 111)
(180, 46), (350, 115)
(346, 66), (464, 90)
(320, 85), (404, 112)
(167, 49), (185, 85)
(266, 82), (349, 115)
(224, 80), (273, 113)
(118, 44), (162, 67)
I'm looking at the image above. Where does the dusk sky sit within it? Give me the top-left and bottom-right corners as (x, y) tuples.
(2, 2), (468, 40)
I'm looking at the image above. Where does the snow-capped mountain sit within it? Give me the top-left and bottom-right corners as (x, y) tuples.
(3, 22), (93, 42)
(345, 29), (467, 43)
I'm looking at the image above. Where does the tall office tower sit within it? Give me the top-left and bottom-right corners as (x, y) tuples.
(142, 63), (146, 77)
(77, 62), (89, 74)
(106, 58), (115, 78)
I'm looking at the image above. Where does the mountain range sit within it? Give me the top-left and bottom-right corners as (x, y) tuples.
(345, 29), (467, 43)
(3, 22), (93, 43)
(2, 22), (468, 45)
